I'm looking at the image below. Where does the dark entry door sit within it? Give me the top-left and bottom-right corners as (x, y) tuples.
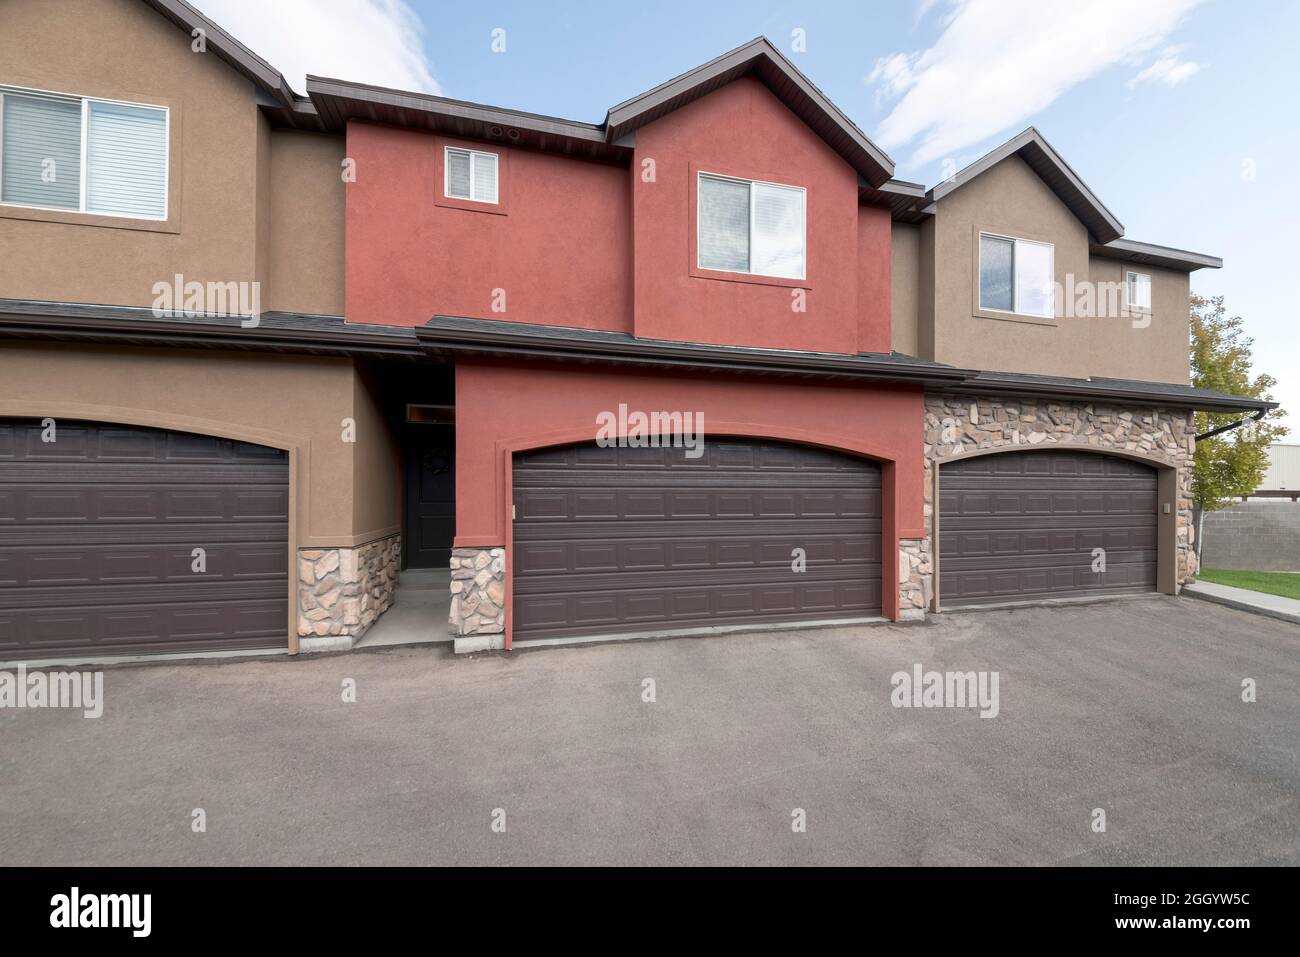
(404, 428), (455, 568)
(0, 419), (289, 661)
(512, 438), (882, 642)
(939, 450), (1157, 607)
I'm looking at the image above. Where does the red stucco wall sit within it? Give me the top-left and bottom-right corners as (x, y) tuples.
(631, 76), (869, 354)
(455, 359), (926, 640)
(345, 122), (633, 330)
(857, 205), (892, 353)
(343, 77), (894, 354)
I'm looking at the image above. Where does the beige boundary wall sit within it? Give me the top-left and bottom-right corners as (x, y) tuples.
(0, 342), (402, 653)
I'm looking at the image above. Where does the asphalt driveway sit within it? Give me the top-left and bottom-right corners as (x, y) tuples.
(1, 595), (1296, 866)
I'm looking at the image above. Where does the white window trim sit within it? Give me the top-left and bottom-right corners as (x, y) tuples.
(1125, 270), (1152, 310)
(696, 170), (807, 281)
(0, 82), (170, 222)
(978, 230), (1055, 319)
(443, 145), (499, 205)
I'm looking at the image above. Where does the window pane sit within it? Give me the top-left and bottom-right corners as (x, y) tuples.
(698, 175), (749, 273)
(86, 100), (166, 218)
(471, 151), (497, 203)
(1129, 272), (1151, 309)
(446, 148), (471, 199)
(751, 182), (804, 279)
(1014, 239), (1053, 317)
(979, 235), (1013, 311)
(1, 93), (81, 210)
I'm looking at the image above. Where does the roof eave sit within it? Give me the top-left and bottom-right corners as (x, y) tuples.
(603, 37), (895, 187)
(1090, 238), (1223, 272)
(417, 315), (970, 385)
(926, 127), (1124, 244)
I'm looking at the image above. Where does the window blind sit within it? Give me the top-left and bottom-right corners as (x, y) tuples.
(750, 182), (804, 279)
(1, 92), (82, 210)
(698, 175), (749, 273)
(85, 100), (167, 218)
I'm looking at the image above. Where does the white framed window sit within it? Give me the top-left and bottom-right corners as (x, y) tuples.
(697, 172), (805, 280)
(444, 146), (498, 204)
(0, 85), (168, 220)
(978, 232), (1054, 318)
(1126, 270), (1152, 310)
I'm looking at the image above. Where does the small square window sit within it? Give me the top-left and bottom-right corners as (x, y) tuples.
(1126, 271), (1152, 310)
(444, 147), (498, 204)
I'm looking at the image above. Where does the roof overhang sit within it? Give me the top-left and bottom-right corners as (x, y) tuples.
(941, 370), (1276, 414)
(0, 300), (423, 360)
(1090, 238), (1222, 272)
(0, 301), (1270, 414)
(304, 77), (622, 162)
(927, 128), (1124, 243)
(416, 315), (969, 384)
(860, 178), (929, 220)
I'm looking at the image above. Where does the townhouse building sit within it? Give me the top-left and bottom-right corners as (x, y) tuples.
(0, 0), (1270, 662)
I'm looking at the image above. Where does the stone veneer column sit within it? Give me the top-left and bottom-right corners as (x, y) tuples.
(297, 533), (401, 653)
(898, 538), (933, 621)
(449, 546), (506, 654)
(922, 396), (1198, 609)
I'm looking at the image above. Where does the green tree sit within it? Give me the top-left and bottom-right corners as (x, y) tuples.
(1189, 294), (1288, 539)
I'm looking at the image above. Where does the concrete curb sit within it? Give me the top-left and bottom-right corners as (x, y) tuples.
(1182, 581), (1300, 626)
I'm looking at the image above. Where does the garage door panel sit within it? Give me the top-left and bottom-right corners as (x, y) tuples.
(2, 540), (286, 586)
(0, 419), (289, 660)
(513, 439), (882, 641)
(940, 450), (1157, 607)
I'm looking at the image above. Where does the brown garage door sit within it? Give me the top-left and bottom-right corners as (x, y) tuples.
(0, 419), (289, 660)
(939, 450), (1157, 607)
(512, 438), (881, 641)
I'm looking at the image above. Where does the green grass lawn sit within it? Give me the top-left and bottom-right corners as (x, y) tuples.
(1197, 568), (1300, 600)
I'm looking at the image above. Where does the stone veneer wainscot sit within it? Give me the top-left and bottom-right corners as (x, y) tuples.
(297, 533), (400, 650)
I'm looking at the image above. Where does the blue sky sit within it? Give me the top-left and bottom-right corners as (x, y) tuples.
(201, 0), (1298, 430)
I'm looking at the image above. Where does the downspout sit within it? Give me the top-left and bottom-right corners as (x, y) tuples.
(1194, 407), (1266, 442)
(1191, 407), (1267, 563)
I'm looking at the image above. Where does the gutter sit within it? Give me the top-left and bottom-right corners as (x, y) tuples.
(0, 305), (423, 360)
(947, 374), (1277, 416)
(415, 317), (975, 386)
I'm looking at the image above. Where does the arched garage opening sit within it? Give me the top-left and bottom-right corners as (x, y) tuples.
(510, 436), (884, 642)
(0, 418), (289, 662)
(936, 447), (1167, 608)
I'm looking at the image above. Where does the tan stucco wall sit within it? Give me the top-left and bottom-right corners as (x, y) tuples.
(0, 0), (259, 306)
(891, 223), (920, 356)
(352, 363), (402, 538)
(928, 155), (1092, 377)
(1087, 256), (1190, 384)
(0, 342), (400, 545)
(919, 155), (1191, 385)
(0, 0), (346, 318)
(266, 131), (346, 315)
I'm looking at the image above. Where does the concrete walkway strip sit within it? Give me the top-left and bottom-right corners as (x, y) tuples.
(1183, 580), (1300, 626)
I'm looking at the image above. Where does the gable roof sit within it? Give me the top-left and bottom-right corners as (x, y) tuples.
(132, 6), (894, 182)
(603, 38), (895, 186)
(927, 127), (1124, 244)
(305, 38), (896, 183)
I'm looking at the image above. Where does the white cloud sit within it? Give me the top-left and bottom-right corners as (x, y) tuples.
(1130, 47), (1203, 87)
(868, 0), (1205, 165)
(192, 0), (439, 95)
